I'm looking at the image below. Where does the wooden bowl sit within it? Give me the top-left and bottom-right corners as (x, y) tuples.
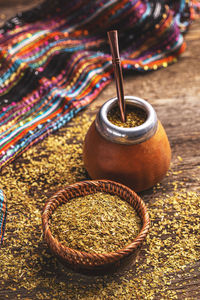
(83, 120), (171, 192)
(42, 180), (150, 275)
(83, 96), (171, 192)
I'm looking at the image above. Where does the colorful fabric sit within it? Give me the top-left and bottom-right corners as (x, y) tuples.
(0, 190), (7, 245)
(0, 0), (199, 171)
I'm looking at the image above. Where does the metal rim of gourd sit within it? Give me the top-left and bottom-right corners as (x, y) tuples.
(95, 96), (158, 145)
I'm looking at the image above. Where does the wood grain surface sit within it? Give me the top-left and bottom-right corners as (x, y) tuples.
(91, 20), (200, 298)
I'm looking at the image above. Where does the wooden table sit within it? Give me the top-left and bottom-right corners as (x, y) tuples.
(0, 2), (199, 299)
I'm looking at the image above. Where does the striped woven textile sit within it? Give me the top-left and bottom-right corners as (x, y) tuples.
(0, 0), (199, 169)
(0, 190), (7, 245)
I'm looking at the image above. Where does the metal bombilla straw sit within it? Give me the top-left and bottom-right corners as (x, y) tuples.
(107, 30), (126, 123)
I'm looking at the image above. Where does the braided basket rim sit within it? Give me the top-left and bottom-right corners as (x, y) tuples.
(42, 179), (150, 269)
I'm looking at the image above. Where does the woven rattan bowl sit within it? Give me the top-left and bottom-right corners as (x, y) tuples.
(42, 180), (150, 275)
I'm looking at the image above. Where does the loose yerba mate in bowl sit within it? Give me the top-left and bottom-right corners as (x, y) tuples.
(84, 96), (171, 192)
(42, 180), (150, 275)
(107, 105), (147, 128)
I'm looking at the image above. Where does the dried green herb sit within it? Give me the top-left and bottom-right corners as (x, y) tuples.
(50, 192), (141, 253)
(0, 111), (199, 299)
(107, 106), (147, 128)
